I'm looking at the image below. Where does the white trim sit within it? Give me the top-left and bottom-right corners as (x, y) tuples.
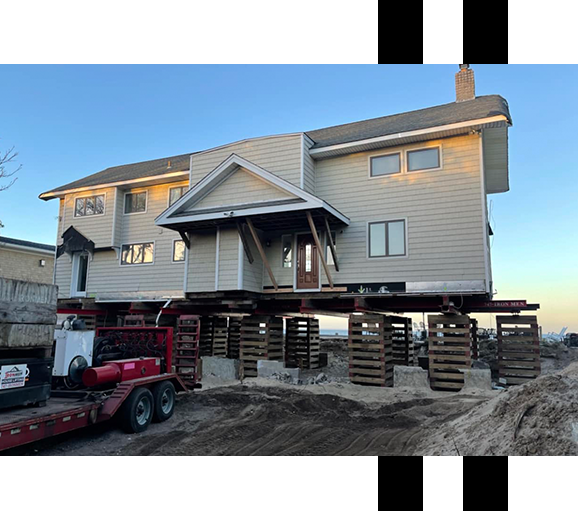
(171, 238), (186, 263)
(119, 240), (156, 266)
(479, 134), (491, 295)
(237, 234), (244, 290)
(72, 192), (107, 219)
(156, 153), (350, 226)
(300, 133), (305, 189)
(39, 171), (189, 200)
(183, 236), (190, 293)
(366, 218), (409, 260)
(309, 115), (510, 156)
(367, 150), (403, 179)
(123, 189), (148, 216)
(215, 228), (220, 290)
(111, 188), (118, 246)
(405, 145), (443, 174)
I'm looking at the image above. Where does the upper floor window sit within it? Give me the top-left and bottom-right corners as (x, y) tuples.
(169, 186), (188, 206)
(124, 191), (147, 214)
(407, 147), (440, 172)
(74, 194), (105, 217)
(370, 153), (401, 177)
(173, 239), (186, 262)
(121, 242), (154, 265)
(369, 220), (406, 257)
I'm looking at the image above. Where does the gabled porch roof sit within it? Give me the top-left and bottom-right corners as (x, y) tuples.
(155, 153), (350, 232)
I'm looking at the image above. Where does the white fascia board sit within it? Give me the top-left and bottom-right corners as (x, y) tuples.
(39, 171), (190, 200)
(309, 115), (510, 157)
(0, 243), (55, 256)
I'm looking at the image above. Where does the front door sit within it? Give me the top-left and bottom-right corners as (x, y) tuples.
(297, 234), (319, 290)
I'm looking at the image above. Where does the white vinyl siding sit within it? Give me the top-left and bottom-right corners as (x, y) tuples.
(191, 134), (303, 190)
(314, 134), (486, 286)
(186, 232), (216, 292)
(217, 229), (239, 290)
(302, 135), (316, 194)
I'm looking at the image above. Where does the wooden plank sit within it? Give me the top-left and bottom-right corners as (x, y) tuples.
(236, 221), (254, 264)
(246, 217), (278, 290)
(306, 211), (333, 288)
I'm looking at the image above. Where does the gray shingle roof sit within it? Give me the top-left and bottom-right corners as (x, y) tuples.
(40, 95), (510, 198)
(305, 95), (511, 148)
(41, 153), (192, 197)
(0, 236), (55, 252)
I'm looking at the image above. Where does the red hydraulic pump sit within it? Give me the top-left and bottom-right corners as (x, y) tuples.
(82, 358), (161, 387)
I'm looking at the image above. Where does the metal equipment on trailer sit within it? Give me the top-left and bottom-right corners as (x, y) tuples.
(0, 327), (198, 453)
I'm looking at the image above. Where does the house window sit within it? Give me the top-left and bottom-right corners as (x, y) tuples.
(369, 220), (406, 257)
(326, 231), (337, 265)
(121, 242), (154, 265)
(71, 252), (88, 297)
(173, 239), (186, 262)
(74, 195), (105, 217)
(169, 186), (188, 206)
(370, 153), (401, 177)
(282, 235), (292, 268)
(407, 147), (440, 172)
(124, 191), (147, 214)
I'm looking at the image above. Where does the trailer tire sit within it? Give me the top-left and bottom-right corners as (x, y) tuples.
(152, 381), (175, 422)
(120, 387), (154, 433)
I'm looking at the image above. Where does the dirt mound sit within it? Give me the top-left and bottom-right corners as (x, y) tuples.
(419, 362), (578, 455)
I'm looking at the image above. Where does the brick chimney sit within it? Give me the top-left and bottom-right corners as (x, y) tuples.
(455, 64), (475, 102)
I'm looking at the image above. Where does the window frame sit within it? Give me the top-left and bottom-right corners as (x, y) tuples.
(406, 145), (442, 173)
(368, 151), (402, 179)
(73, 193), (106, 218)
(119, 241), (155, 266)
(172, 238), (186, 263)
(123, 190), (148, 215)
(367, 219), (408, 259)
(281, 234), (293, 268)
(167, 185), (189, 207)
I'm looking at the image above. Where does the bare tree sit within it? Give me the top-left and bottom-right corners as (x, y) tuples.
(0, 145), (21, 228)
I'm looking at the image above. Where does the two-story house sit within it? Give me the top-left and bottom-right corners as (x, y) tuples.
(40, 65), (514, 317)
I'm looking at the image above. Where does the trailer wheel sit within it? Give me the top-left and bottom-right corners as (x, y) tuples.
(120, 387), (154, 433)
(152, 381), (175, 422)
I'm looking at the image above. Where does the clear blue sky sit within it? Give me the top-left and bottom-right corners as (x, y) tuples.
(0, 65), (576, 331)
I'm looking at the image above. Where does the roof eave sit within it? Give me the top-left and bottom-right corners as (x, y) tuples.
(309, 115), (511, 160)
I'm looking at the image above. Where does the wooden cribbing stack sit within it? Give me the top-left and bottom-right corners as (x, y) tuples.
(428, 314), (472, 391)
(227, 317), (242, 359)
(174, 315), (200, 387)
(285, 317), (320, 369)
(199, 316), (215, 356)
(390, 316), (414, 366)
(240, 315), (283, 377)
(212, 317), (228, 357)
(470, 318), (479, 360)
(497, 315), (541, 385)
(348, 314), (393, 387)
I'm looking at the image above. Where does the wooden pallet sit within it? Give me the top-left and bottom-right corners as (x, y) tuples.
(212, 317), (228, 358)
(285, 317), (320, 369)
(175, 315), (200, 387)
(240, 315), (283, 377)
(390, 316), (414, 366)
(348, 314), (393, 387)
(227, 317), (242, 359)
(76, 313), (107, 330)
(470, 318), (479, 360)
(497, 315), (541, 385)
(428, 314), (472, 391)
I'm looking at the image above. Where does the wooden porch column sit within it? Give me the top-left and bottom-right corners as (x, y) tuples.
(306, 211), (333, 289)
(245, 218), (278, 290)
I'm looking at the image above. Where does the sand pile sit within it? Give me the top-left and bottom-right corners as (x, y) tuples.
(420, 362), (578, 456)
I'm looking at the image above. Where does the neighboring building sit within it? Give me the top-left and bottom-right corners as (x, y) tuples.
(0, 236), (55, 284)
(39, 65), (513, 315)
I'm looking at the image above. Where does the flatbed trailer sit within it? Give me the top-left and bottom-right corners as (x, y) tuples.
(0, 372), (188, 452)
